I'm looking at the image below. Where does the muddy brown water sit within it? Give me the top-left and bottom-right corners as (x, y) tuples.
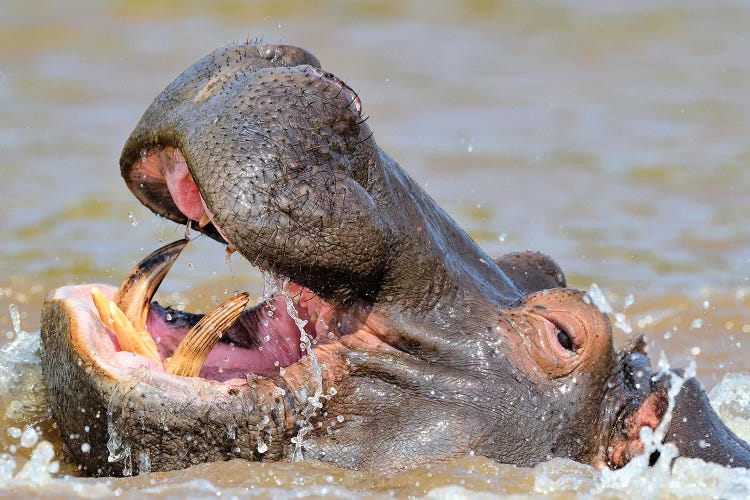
(2, 1), (750, 498)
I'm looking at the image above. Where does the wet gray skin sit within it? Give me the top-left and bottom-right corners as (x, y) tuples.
(40, 42), (750, 476)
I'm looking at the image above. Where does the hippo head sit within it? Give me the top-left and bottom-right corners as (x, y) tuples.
(40, 43), (750, 476)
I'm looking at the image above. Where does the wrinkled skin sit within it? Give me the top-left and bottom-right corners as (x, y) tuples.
(40, 42), (750, 476)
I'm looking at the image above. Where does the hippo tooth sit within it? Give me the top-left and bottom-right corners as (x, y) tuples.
(198, 212), (211, 228)
(113, 238), (189, 331)
(91, 287), (161, 363)
(166, 292), (250, 377)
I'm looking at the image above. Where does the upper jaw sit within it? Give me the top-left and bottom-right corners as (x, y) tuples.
(120, 144), (226, 243)
(117, 43), (343, 242)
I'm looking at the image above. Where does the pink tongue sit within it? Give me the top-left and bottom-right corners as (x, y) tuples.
(163, 151), (205, 222)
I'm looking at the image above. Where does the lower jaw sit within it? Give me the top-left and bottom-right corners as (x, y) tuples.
(40, 285), (295, 476)
(40, 274), (366, 476)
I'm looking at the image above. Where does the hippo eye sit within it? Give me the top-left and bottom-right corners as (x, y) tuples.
(556, 329), (575, 352)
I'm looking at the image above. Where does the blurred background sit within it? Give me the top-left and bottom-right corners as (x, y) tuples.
(1, 0), (749, 388)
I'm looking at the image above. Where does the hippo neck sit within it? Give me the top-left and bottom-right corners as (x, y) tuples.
(372, 150), (522, 310)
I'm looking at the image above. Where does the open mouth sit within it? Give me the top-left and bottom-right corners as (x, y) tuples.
(62, 141), (358, 384)
(66, 236), (337, 384)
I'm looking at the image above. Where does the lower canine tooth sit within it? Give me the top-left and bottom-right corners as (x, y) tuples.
(166, 292), (250, 377)
(91, 287), (161, 363)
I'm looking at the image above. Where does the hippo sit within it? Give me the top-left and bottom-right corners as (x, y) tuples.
(40, 42), (750, 476)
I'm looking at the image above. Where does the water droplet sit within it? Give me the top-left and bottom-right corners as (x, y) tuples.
(588, 284), (612, 314)
(81, 443), (91, 453)
(20, 427), (39, 448)
(127, 211), (138, 227)
(623, 294), (634, 309)
(9, 304), (22, 339)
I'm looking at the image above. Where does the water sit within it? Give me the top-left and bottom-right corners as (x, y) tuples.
(2, 0), (750, 496)
(262, 273), (326, 462)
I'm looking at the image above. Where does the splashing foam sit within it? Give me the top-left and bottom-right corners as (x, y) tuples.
(587, 283), (632, 334)
(105, 375), (143, 477)
(1, 305), (46, 423)
(262, 273), (325, 462)
(710, 373), (750, 444)
(1, 424), (59, 487)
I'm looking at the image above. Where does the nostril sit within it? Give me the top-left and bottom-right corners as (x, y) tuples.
(557, 328), (575, 352)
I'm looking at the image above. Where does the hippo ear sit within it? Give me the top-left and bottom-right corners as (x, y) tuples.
(607, 389), (669, 468)
(494, 252), (566, 295)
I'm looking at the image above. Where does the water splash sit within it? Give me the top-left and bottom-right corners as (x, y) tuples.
(1, 305), (46, 423)
(0, 429), (59, 488)
(19, 427), (39, 448)
(710, 373), (750, 443)
(137, 452), (151, 475)
(105, 378), (140, 476)
(9, 304), (21, 340)
(106, 416), (132, 476)
(649, 352), (697, 448)
(587, 353), (697, 495)
(257, 435), (268, 454)
(261, 273), (324, 462)
(588, 284), (632, 334)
